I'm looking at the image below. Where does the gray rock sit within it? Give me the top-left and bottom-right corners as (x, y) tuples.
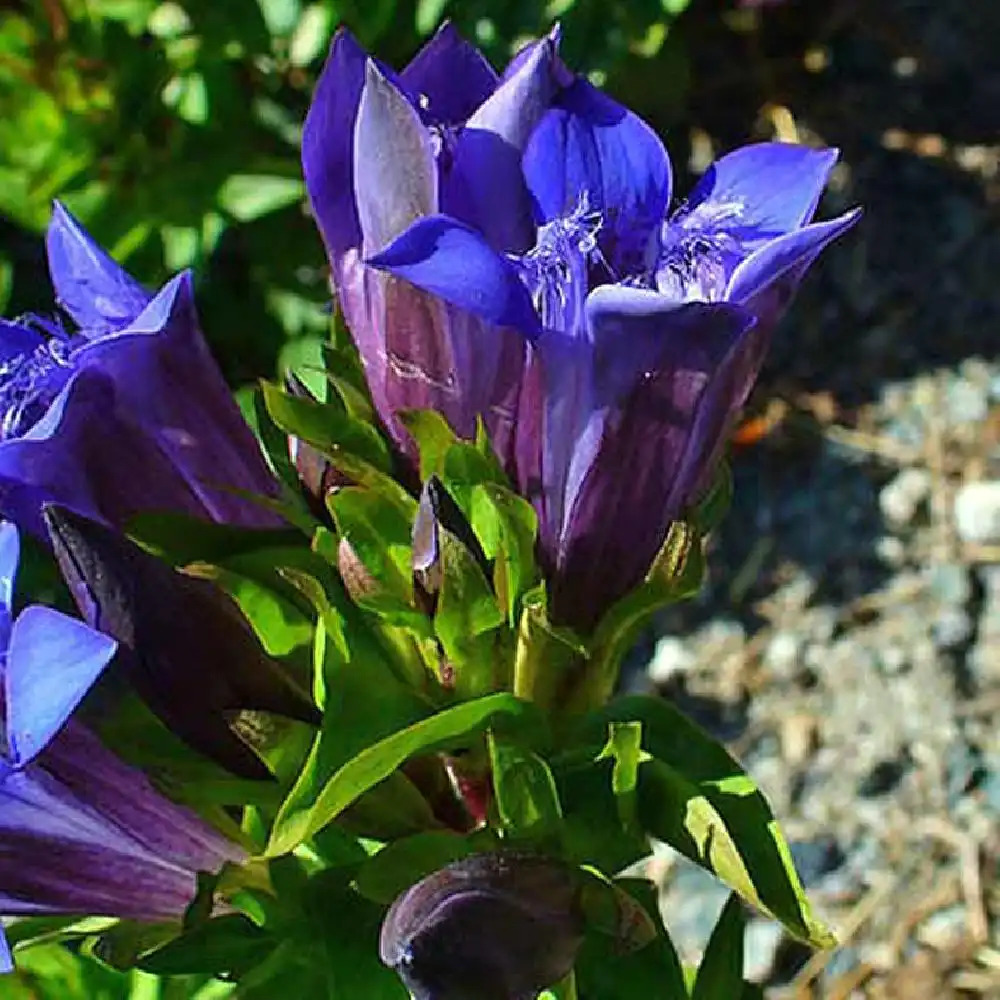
(932, 608), (974, 649)
(945, 377), (989, 426)
(879, 467), (932, 525)
(954, 481), (1000, 543)
(743, 918), (784, 983)
(764, 631), (803, 680)
(926, 562), (973, 606)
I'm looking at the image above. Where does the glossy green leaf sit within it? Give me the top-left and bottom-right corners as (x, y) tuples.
(690, 895), (746, 1000)
(586, 696), (835, 947)
(266, 693), (540, 856)
(488, 732), (562, 843)
(354, 831), (480, 904)
(137, 916), (274, 977)
(218, 175), (304, 222)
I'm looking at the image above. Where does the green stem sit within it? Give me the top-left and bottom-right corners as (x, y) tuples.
(550, 969), (579, 1000)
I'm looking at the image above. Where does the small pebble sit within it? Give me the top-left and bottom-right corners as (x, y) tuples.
(879, 467), (931, 525)
(780, 713), (820, 766)
(931, 608), (973, 650)
(916, 904), (968, 950)
(857, 758), (907, 798)
(926, 562), (972, 606)
(743, 918), (784, 982)
(648, 636), (695, 685)
(765, 631), (803, 680)
(954, 480), (1000, 543)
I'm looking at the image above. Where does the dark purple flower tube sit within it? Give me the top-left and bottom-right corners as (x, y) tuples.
(0, 204), (282, 538)
(44, 504), (320, 781)
(380, 852), (584, 1000)
(302, 25), (570, 468)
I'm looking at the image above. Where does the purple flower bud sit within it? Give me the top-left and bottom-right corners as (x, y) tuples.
(380, 853), (584, 1000)
(43, 504), (320, 780)
(0, 204), (282, 538)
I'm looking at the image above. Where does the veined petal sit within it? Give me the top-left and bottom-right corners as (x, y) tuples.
(726, 208), (862, 307)
(450, 36), (562, 253)
(4, 606), (117, 768)
(369, 215), (541, 336)
(523, 78), (671, 271)
(355, 60), (438, 256)
(45, 203), (152, 335)
(681, 143), (840, 246)
(72, 272), (282, 528)
(401, 22), (498, 124)
(302, 27), (369, 259)
(546, 290), (756, 630)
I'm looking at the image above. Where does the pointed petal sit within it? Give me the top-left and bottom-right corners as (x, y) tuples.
(726, 208), (861, 307)
(401, 22), (498, 124)
(369, 215), (541, 336)
(450, 36), (562, 252)
(355, 60), (438, 256)
(72, 272), (283, 528)
(523, 78), (671, 271)
(42, 505), (320, 780)
(682, 143), (840, 244)
(4, 606), (117, 767)
(302, 28), (369, 260)
(45, 203), (152, 334)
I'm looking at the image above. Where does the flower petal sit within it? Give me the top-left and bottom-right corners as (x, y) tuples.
(355, 60), (438, 256)
(449, 36), (562, 252)
(0, 320), (45, 366)
(45, 203), (152, 335)
(71, 272), (282, 527)
(726, 208), (861, 307)
(4, 605), (117, 768)
(0, 926), (11, 973)
(401, 22), (498, 125)
(543, 288), (757, 630)
(302, 27), (369, 260)
(682, 143), (840, 245)
(0, 520), (19, 616)
(369, 215), (541, 336)
(523, 78), (671, 271)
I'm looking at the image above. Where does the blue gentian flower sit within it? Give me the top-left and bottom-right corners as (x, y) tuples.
(302, 24), (569, 467)
(0, 522), (243, 972)
(380, 852), (584, 1000)
(0, 204), (281, 538)
(357, 54), (859, 630)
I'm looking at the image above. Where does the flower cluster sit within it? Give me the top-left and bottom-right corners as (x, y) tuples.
(304, 23), (858, 631)
(0, 20), (857, 1000)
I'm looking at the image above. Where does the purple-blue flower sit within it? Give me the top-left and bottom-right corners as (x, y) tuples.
(302, 24), (571, 467)
(357, 50), (859, 630)
(0, 203), (282, 538)
(0, 522), (243, 972)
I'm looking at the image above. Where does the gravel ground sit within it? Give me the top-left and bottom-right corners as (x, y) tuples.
(637, 2), (1000, 996)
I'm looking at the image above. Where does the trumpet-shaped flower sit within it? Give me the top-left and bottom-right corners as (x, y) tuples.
(0, 204), (281, 537)
(302, 24), (572, 467)
(363, 58), (859, 629)
(0, 522), (242, 972)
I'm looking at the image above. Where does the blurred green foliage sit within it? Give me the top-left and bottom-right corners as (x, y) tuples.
(0, 0), (692, 386)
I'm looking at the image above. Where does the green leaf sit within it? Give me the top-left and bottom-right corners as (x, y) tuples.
(570, 521), (705, 712)
(690, 895), (746, 1000)
(416, 0), (449, 36)
(266, 693), (540, 856)
(468, 483), (538, 622)
(354, 831), (480, 904)
(433, 527), (507, 697)
(575, 879), (687, 1000)
(399, 409), (458, 481)
(488, 732), (562, 843)
(586, 696), (835, 948)
(512, 588), (586, 709)
(289, 4), (334, 65)
(328, 486), (426, 627)
(138, 916), (274, 977)
(595, 721), (649, 836)
(218, 175), (304, 222)
(260, 380), (391, 477)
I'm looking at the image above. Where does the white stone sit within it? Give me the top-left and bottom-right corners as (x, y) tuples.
(879, 467), (931, 525)
(954, 480), (1000, 543)
(647, 636), (695, 684)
